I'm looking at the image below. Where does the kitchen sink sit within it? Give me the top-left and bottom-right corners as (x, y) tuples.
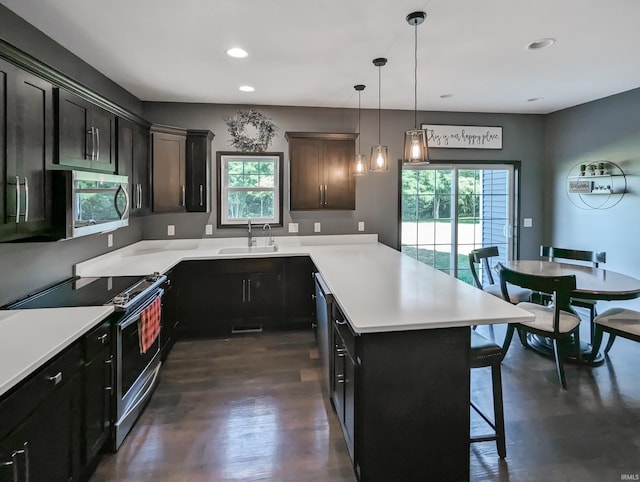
(218, 245), (279, 254)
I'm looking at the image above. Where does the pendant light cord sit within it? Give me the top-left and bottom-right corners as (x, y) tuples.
(378, 65), (382, 144)
(414, 21), (418, 129)
(358, 90), (362, 153)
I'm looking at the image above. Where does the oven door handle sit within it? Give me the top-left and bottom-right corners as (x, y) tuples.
(118, 290), (164, 330)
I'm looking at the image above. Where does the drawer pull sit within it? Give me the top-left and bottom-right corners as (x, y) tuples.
(98, 333), (108, 344)
(48, 372), (63, 386)
(335, 318), (348, 325)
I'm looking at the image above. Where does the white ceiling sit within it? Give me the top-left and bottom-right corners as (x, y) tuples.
(3, 0), (640, 114)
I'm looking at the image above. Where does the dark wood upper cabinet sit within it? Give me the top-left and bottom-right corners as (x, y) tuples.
(55, 88), (115, 173)
(286, 132), (357, 211)
(151, 125), (187, 213)
(185, 130), (214, 212)
(0, 58), (54, 242)
(117, 118), (150, 214)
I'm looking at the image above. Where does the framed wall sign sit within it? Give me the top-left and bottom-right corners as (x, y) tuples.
(422, 124), (503, 149)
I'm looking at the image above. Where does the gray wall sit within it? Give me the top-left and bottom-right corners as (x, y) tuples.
(546, 87), (640, 307)
(143, 102), (547, 255)
(0, 220), (143, 306)
(0, 4), (143, 116)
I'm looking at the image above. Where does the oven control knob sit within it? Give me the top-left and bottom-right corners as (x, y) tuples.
(113, 293), (130, 306)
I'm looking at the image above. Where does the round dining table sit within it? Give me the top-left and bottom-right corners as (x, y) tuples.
(502, 260), (640, 364)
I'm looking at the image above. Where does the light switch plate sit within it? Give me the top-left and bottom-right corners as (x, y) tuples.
(205, 224), (213, 235)
(314, 222), (321, 233)
(523, 218), (533, 228)
(167, 225), (175, 236)
(358, 221), (365, 232)
(107, 233), (113, 247)
(288, 223), (299, 233)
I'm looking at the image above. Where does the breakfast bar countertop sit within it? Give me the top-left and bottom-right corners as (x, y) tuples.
(74, 234), (534, 334)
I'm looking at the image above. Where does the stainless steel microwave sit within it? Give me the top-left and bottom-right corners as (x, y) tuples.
(52, 170), (129, 239)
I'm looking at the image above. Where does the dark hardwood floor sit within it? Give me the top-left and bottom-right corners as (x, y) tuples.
(92, 321), (640, 482)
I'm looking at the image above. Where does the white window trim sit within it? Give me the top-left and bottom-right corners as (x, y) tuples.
(219, 154), (281, 226)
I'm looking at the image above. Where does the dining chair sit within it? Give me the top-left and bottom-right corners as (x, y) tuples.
(497, 263), (582, 389)
(470, 329), (508, 458)
(591, 307), (640, 359)
(539, 246), (606, 324)
(469, 247), (532, 303)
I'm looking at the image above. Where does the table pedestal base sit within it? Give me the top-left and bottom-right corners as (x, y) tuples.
(524, 333), (604, 366)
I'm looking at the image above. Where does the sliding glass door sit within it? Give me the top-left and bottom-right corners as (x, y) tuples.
(400, 164), (516, 285)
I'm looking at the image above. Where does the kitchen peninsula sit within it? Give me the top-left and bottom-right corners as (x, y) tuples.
(75, 234), (533, 481)
(2, 235), (533, 481)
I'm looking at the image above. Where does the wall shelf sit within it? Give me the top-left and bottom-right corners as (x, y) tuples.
(565, 161), (626, 209)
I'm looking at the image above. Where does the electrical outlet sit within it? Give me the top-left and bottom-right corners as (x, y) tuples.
(288, 223), (299, 233)
(524, 218), (533, 228)
(205, 224), (213, 235)
(314, 222), (321, 233)
(107, 233), (113, 247)
(167, 225), (175, 236)
(358, 221), (365, 232)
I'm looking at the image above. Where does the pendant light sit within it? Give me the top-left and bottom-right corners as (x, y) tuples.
(353, 84), (367, 176)
(403, 11), (429, 165)
(370, 57), (389, 173)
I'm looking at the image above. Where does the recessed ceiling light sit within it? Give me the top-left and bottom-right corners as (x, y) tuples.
(440, 94), (453, 99)
(526, 38), (556, 50)
(527, 97), (543, 102)
(239, 85), (255, 92)
(226, 47), (248, 58)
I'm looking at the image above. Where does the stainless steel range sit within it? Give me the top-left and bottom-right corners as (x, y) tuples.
(4, 272), (167, 451)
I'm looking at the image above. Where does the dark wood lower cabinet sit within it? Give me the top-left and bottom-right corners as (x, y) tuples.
(176, 258), (285, 337)
(0, 344), (83, 482)
(160, 270), (179, 362)
(82, 321), (113, 477)
(328, 304), (471, 482)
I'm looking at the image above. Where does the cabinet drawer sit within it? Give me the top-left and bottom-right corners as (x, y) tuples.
(0, 343), (82, 440)
(84, 320), (112, 361)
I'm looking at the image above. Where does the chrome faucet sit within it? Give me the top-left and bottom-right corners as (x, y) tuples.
(263, 223), (273, 247)
(247, 218), (255, 247)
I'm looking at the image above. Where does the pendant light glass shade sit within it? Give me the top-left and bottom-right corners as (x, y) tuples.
(404, 128), (427, 163)
(403, 11), (429, 165)
(353, 84), (367, 176)
(370, 145), (389, 172)
(370, 57), (389, 173)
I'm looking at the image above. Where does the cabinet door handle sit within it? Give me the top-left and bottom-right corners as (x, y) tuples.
(335, 318), (348, 326)
(324, 185), (328, 205)
(98, 333), (108, 344)
(242, 279), (246, 303)
(181, 185), (186, 207)
(87, 127), (95, 160)
(138, 184), (143, 209)
(14, 176), (20, 224)
(319, 185), (323, 206)
(199, 185), (204, 206)
(105, 355), (114, 393)
(11, 442), (29, 482)
(1, 457), (17, 482)
(23, 177), (29, 222)
(336, 374), (345, 384)
(48, 371), (63, 386)
(95, 128), (100, 161)
(247, 279), (251, 302)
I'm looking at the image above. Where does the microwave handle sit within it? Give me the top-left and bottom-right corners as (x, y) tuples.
(114, 184), (130, 220)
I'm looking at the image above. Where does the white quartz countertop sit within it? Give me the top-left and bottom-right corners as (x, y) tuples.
(75, 234), (534, 334)
(0, 306), (114, 396)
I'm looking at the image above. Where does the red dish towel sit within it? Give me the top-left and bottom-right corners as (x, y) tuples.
(138, 296), (161, 354)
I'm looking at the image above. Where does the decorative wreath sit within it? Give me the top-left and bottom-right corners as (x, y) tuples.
(225, 110), (278, 152)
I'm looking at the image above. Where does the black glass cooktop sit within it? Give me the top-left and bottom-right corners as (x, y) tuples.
(4, 276), (146, 310)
